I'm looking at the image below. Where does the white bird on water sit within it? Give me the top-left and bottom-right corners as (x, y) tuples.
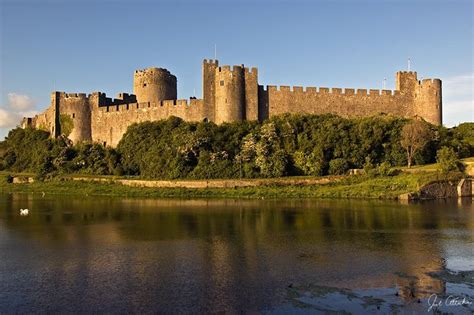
(20, 209), (29, 216)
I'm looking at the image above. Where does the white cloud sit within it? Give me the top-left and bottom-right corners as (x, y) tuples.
(0, 93), (39, 129)
(7, 93), (36, 111)
(0, 109), (22, 128)
(442, 73), (474, 127)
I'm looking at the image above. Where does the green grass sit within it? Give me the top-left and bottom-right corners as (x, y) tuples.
(0, 171), (462, 200)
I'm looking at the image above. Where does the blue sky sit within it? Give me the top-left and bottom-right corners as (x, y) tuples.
(0, 0), (472, 138)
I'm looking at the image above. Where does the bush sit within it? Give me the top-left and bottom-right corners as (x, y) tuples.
(59, 114), (74, 137)
(2, 175), (13, 184)
(363, 156), (376, 176)
(376, 161), (392, 176)
(436, 147), (461, 173)
(329, 158), (350, 175)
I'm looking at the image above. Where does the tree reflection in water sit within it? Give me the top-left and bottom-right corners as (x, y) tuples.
(0, 195), (472, 313)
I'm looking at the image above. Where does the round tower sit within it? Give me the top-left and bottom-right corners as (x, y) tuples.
(414, 79), (442, 125)
(56, 92), (92, 143)
(133, 67), (177, 104)
(214, 65), (245, 124)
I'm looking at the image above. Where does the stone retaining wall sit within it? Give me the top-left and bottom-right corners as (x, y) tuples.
(71, 176), (341, 188)
(400, 178), (473, 200)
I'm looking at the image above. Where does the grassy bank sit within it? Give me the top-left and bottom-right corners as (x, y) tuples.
(0, 171), (462, 199)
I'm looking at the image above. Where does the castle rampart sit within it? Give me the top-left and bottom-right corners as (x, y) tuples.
(92, 98), (206, 146)
(260, 84), (413, 121)
(22, 59), (442, 147)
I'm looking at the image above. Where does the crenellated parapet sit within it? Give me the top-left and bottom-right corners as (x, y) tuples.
(262, 85), (402, 96)
(97, 98), (204, 113)
(203, 59), (219, 65)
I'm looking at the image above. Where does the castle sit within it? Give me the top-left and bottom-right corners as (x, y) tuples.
(22, 59), (442, 147)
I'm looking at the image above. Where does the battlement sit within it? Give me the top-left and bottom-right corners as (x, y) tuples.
(217, 65), (245, 73)
(203, 59), (219, 65)
(162, 99), (204, 107)
(244, 67), (258, 75)
(115, 92), (137, 103)
(89, 91), (107, 97)
(52, 91), (88, 99)
(99, 98), (204, 113)
(397, 71), (417, 75)
(263, 85), (400, 96)
(66, 93), (87, 98)
(419, 78), (442, 87)
(134, 67), (174, 76)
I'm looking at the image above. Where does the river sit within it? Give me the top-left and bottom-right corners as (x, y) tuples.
(0, 194), (473, 313)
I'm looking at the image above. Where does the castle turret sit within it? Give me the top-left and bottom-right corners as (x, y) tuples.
(395, 71), (442, 125)
(414, 78), (442, 125)
(214, 65), (245, 124)
(202, 59), (219, 121)
(396, 71), (418, 95)
(55, 92), (92, 143)
(244, 67), (259, 121)
(133, 67), (177, 104)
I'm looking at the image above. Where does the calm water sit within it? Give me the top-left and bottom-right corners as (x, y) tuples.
(0, 194), (473, 313)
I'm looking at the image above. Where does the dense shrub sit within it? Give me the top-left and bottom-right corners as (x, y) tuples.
(1, 114), (472, 180)
(436, 147), (461, 173)
(328, 158), (351, 175)
(0, 128), (62, 172)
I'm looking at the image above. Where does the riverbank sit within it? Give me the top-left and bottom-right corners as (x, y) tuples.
(0, 171), (464, 199)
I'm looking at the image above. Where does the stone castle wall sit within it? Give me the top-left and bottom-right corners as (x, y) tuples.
(259, 71), (441, 123)
(262, 85), (411, 119)
(22, 59), (442, 147)
(91, 99), (206, 147)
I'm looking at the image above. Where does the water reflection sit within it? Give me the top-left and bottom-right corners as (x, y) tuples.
(0, 194), (473, 313)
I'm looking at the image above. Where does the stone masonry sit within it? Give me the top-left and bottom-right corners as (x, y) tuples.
(22, 59), (442, 147)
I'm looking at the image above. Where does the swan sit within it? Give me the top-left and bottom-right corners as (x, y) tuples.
(20, 208), (29, 216)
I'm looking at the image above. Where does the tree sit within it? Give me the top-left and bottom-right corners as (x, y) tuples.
(400, 120), (433, 167)
(255, 123), (288, 177)
(436, 147), (460, 173)
(59, 114), (74, 137)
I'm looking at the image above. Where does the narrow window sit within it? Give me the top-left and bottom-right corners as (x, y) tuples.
(103, 141), (107, 147)
(72, 113), (75, 118)
(225, 98), (227, 103)
(220, 80), (224, 86)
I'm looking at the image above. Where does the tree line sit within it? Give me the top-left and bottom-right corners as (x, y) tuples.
(0, 114), (472, 179)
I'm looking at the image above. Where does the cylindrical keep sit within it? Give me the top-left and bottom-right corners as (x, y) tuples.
(415, 79), (442, 125)
(133, 68), (177, 104)
(57, 93), (92, 143)
(214, 66), (245, 123)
